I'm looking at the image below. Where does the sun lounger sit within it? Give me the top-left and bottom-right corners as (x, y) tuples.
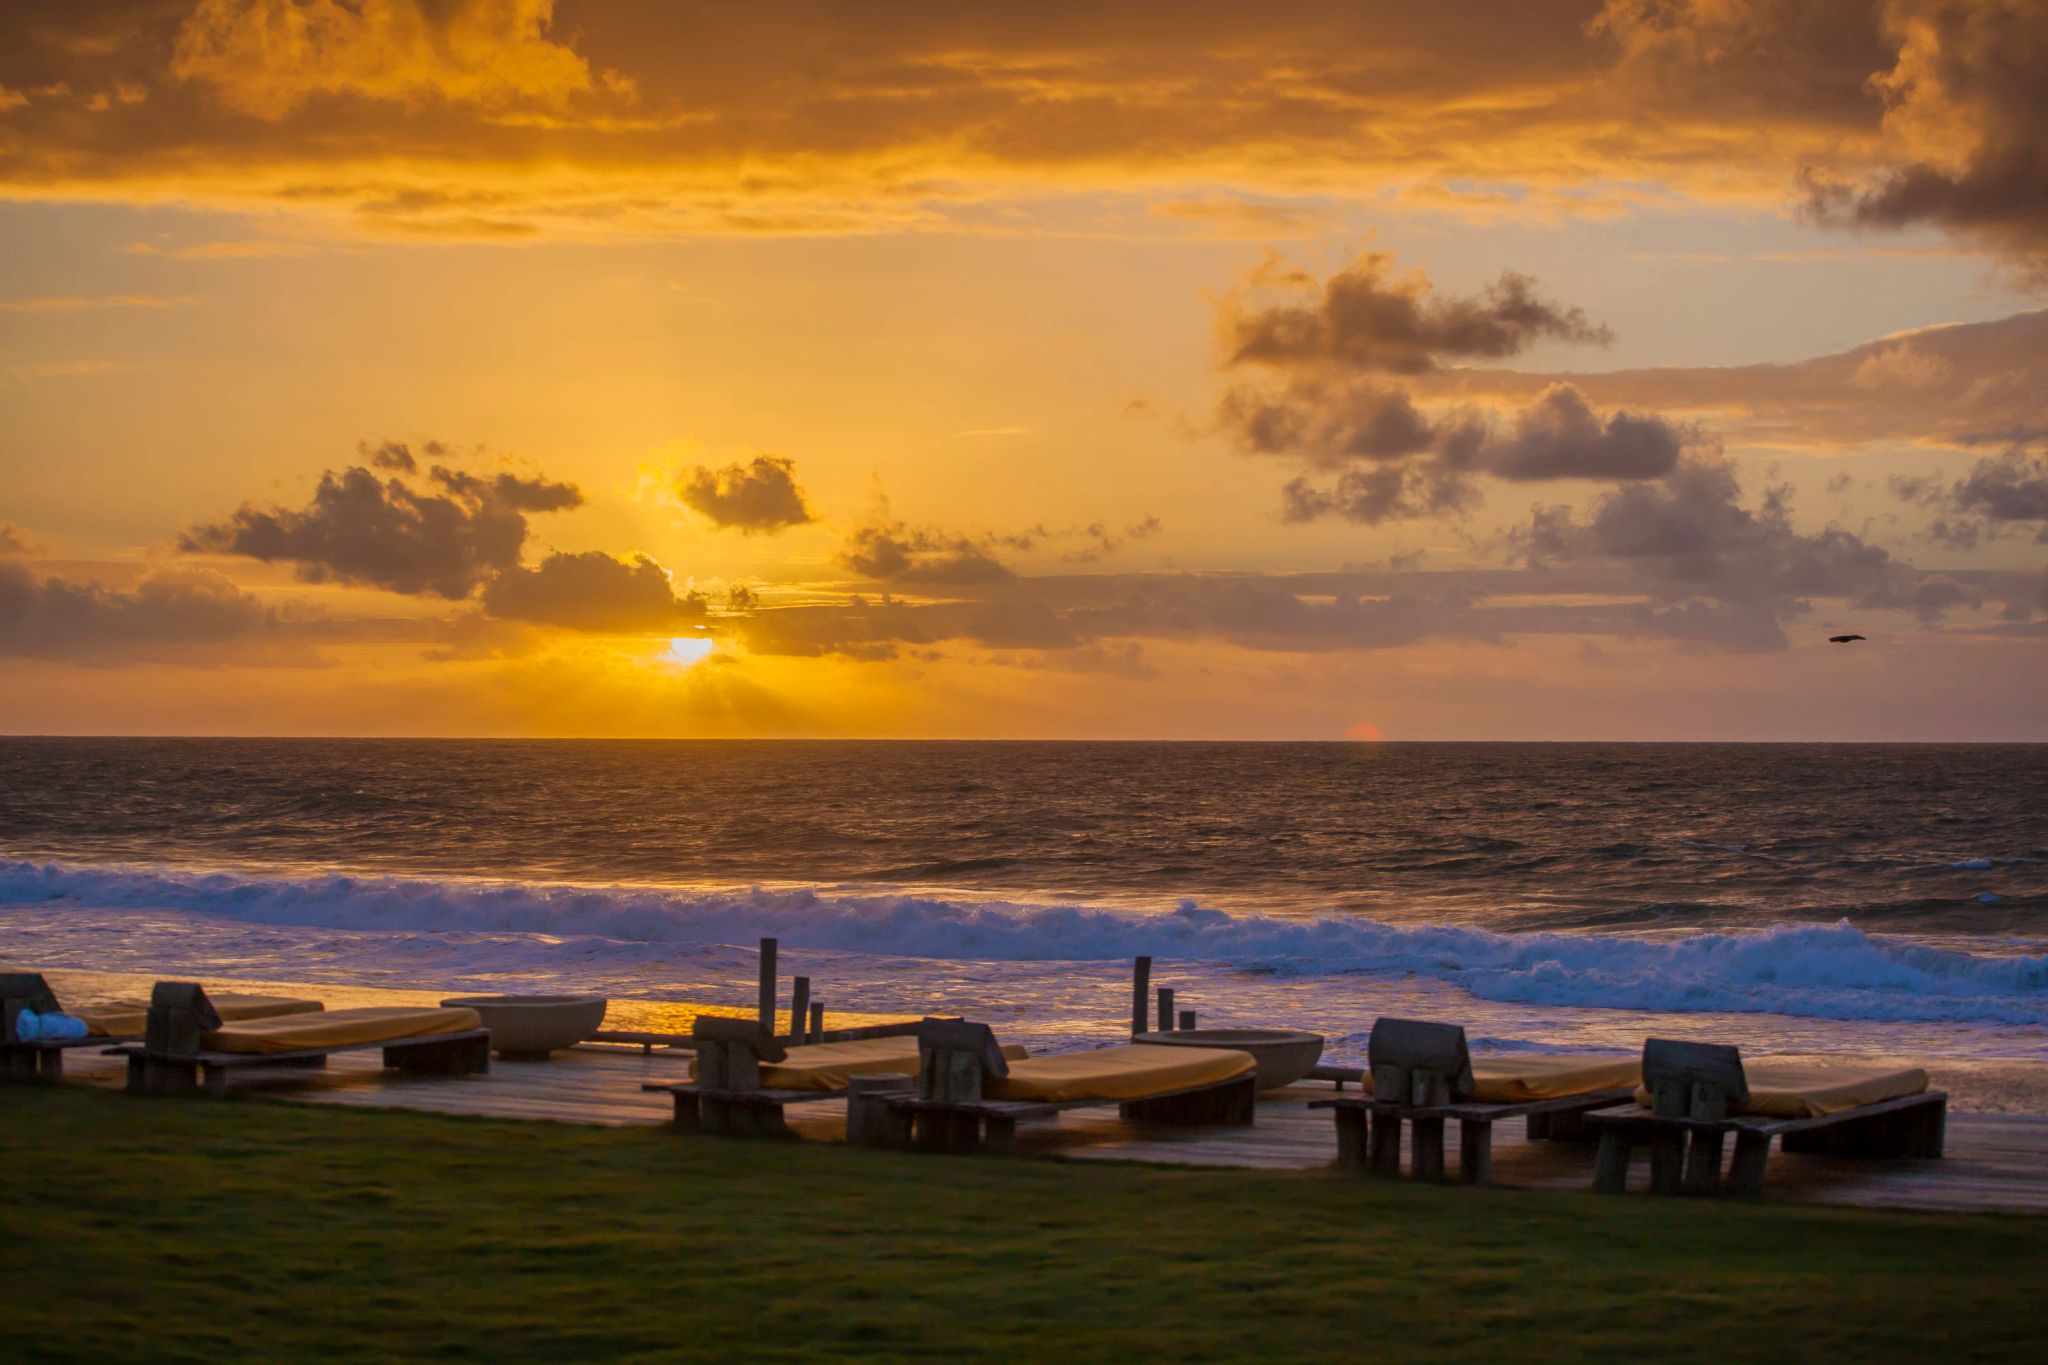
(108, 982), (489, 1097)
(72, 993), (322, 1038)
(861, 1018), (1258, 1155)
(643, 1016), (1030, 1138)
(1308, 1018), (1637, 1184)
(1589, 1039), (1945, 1196)
(1, 972), (326, 1082)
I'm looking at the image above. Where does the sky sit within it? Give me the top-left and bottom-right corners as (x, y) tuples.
(1, 0), (2045, 740)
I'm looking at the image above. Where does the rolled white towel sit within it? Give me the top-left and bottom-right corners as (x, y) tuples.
(13, 1010), (89, 1043)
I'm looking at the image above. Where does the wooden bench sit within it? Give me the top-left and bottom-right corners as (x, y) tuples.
(1589, 1039), (1948, 1197)
(644, 1016), (924, 1138)
(107, 982), (491, 1098)
(861, 1019), (1257, 1157)
(1, 971), (111, 1083)
(1308, 1018), (1631, 1185)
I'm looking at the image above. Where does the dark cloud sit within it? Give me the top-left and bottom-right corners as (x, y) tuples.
(1214, 254), (1683, 522)
(1514, 458), (1947, 648)
(1806, 0), (2048, 281)
(1892, 444), (2048, 546)
(1281, 465), (1479, 526)
(1954, 446), (2048, 531)
(1219, 381), (1435, 463)
(840, 522), (1015, 585)
(678, 455), (813, 534)
(1475, 384), (1687, 481)
(481, 550), (706, 631)
(0, 562), (312, 664)
(1225, 254), (1612, 376)
(182, 448), (583, 598)
(362, 438), (435, 473)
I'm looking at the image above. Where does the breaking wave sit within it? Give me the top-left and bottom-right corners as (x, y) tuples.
(4, 858), (2046, 1028)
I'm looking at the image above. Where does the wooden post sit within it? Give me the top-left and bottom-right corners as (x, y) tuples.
(1728, 1131), (1772, 1196)
(1459, 1121), (1494, 1185)
(1156, 987), (1174, 1034)
(1411, 1117), (1447, 1180)
(1130, 956), (1151, 1038)
(789, 976), (810, 1044)
(1682, 1084), (1729, 1194)
(1368, 1112), (1403, 1176)
(1593, 1128), (1631, 1193)
(808, 1002), (824, 1043)
(1177, 1010), (1196, 1031)
(757, 937), (778, 1032)
(1333, 1106), (1369, 1170)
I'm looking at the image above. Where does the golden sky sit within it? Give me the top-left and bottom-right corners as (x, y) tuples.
(2, 0), (2045, 738)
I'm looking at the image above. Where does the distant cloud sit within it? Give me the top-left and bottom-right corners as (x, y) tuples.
(840, 520), (1015, 586)
(0, 562), (315, 665)
(1213, 253), (1684, 524)
(1223, 252), (1611, 376)
(182, 444), (583, 598)
(1473, 384), (1688, 482)
(481, 550), (707, 631)
(0, 522), (45, 556)
(677, 455), (813, 534)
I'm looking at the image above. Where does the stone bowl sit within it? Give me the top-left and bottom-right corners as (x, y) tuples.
(1131, 1028), (1325, 1091)
(438, 994), (609, 1059)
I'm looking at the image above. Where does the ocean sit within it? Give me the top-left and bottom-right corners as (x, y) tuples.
(4, 738), (2045, 1068)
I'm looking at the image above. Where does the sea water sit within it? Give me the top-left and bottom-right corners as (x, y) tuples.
(2, 738), (2043, 1065)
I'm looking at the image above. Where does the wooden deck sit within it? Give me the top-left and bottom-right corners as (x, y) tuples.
(46, 1044), (2048, 1215)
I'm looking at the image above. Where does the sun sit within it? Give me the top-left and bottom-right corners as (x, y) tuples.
(664, 637), (716, 669)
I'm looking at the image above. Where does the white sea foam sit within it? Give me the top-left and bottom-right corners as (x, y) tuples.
(3, 858), (2045, 1028)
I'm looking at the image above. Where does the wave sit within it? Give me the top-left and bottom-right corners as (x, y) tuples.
(3, 858), (2046, 1027)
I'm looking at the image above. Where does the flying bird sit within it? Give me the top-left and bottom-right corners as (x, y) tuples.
(1828, 634), (1867, 644)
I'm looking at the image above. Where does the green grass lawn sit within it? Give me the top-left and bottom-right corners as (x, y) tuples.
(3, 1086), (2044, 1362)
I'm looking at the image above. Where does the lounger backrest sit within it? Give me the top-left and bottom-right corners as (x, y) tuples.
(916, 1018), (1010, 1103)
(1368, 1017), (1477, 1104)
(692, 1014), (789, 1090)
(0, 973), (63, 1043)
(1641, 1038), (1750, 1118)
(146, 981), (222, 1058)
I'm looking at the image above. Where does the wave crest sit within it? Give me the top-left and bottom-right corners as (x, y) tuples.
(3, 858), (2045, 1026)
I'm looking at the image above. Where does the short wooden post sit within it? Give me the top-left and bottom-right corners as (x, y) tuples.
(1649, 1129), (1686, 1195)
(1333, 1106), (1369, 1170)
(1156, 987), (1174, 1034)
(845, 1075), (903, 1146)
(1682, 1084), (1729, 1194)
(1368, 1111), (1403, 1176)
(789, 976), (810, 1044)
(1458, 1121), (1494, 1185)
(1727, 1131), (1772, 1196)
(1178, 1010), (1196, 1030)
(1593, 1128), (1631, 1193)
(1130, 956), (1152, 1038)
(1412, 1117), (1447, 1180)
(808, 1003), (824, 1043)
(756, 937), (777, 1032)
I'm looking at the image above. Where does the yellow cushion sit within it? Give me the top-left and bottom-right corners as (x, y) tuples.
(202, 1006), (481, 1055)
(1632, 1061), (1929, 1119)
(688, 1036), (1030, 1091)
(1357, 1054), (1639, 1102)
(77, 993), (325, 1039)
(989, 1043), (1254, 1103)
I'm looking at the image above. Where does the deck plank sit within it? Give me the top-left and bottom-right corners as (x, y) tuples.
(46, 1045), (2048, 1215)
